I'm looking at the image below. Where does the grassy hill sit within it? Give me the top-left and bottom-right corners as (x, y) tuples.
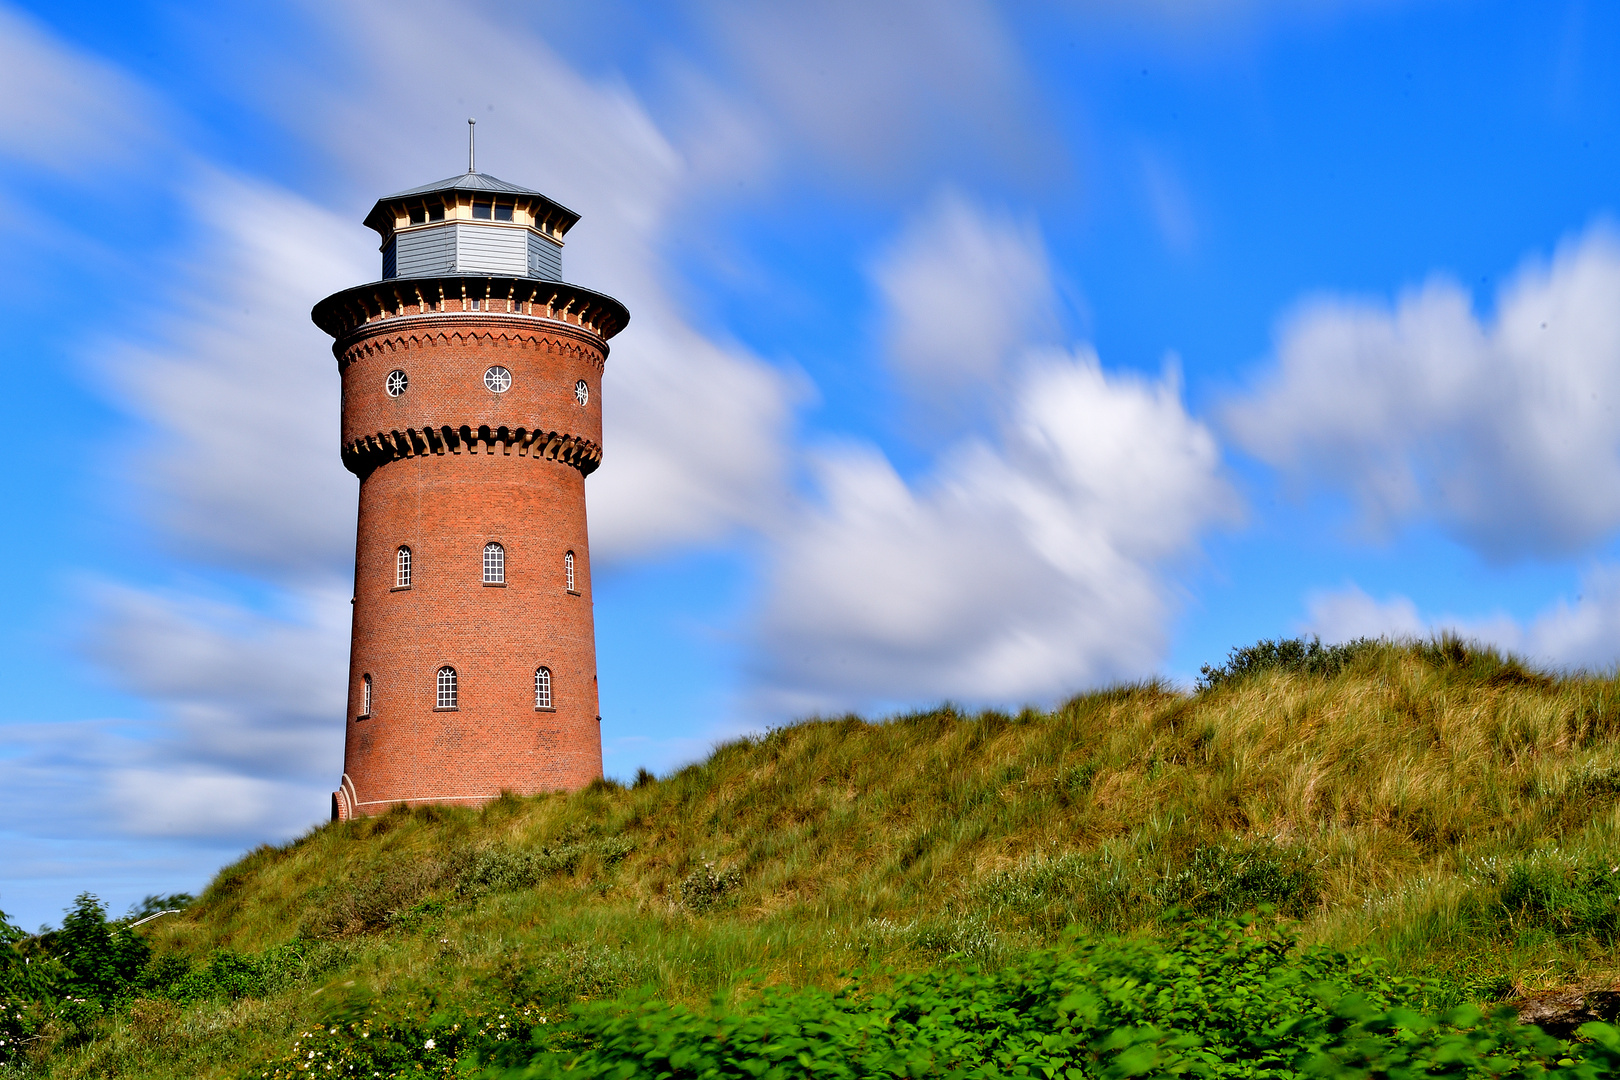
(9, 637), (1620, 1078)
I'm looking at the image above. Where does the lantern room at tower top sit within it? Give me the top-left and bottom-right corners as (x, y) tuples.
(363, 170), (581, 282)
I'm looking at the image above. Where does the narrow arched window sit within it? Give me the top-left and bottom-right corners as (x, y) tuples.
(564, 551), (575, 592)
(436, 666), (458, 709)
(361, 674), (372, 718)
(396, 546), (412, 588)
(535, 666), (553, 709)
(483, 542), (504, 584)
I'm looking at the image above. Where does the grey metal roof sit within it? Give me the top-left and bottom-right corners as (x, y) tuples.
(382, 170), (550, 200)
(364, 171), (580, 237)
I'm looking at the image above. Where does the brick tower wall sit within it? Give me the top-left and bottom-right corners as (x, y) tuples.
(315, 280), (625, 817)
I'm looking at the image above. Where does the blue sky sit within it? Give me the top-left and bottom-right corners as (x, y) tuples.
(3, 0), (1620, 929)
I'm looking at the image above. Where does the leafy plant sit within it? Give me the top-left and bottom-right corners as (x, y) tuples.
(494, 918), (1610, 1080)
(677, 863), (740, 912)
(1197, 635), (1378, 690)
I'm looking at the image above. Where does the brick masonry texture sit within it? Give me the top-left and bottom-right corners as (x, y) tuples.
(316, 291), (622, 819)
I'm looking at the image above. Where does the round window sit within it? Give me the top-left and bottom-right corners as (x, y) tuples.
(575, 380), (590, 406)
(484, 366), (512, 393)
(385, 370), (408, 397)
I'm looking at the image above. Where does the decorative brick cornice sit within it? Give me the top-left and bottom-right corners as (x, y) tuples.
(335, 322), (606, 374)
(312, 274), (629, 364)
(343, 421), (603, 479)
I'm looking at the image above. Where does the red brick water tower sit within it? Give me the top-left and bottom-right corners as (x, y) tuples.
(314, 143), (628, 819)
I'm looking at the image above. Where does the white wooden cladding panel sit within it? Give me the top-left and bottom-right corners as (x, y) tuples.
(455, 224), (528, 275)
(528, 233), (563, 281)
(383, 224), (563, 281)
(394, 228), (456, 277)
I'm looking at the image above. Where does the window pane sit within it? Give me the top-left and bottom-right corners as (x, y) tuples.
(494, 202), (514, 221)
(362, 674), (371, 716)
(565, 551), (575, 591)
(535, 667), (552, 709)
(408, 206), (426, 225)
(397, 546), (412, 588)
(484, 542), (505, 583)
(437, 666), (457, 709)
(428, 203), (445, 221)
(473, 200), (493, 220)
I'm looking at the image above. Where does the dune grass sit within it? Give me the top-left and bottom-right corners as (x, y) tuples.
(18, 637), (1620, 1078)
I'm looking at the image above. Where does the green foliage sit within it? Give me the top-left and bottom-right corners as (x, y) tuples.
(256, 1002), (549, 1079)
(977, 841), (1321, 933)
(493, 919), (1607, 1080)
(677, 863), (740, 912)
(1197, 636), (1378, 690)
(56, 894), (151, 1006)
(125, 895), (194, 922)
(1155, 841), (1323, 918)
(460, 839), (634, 897)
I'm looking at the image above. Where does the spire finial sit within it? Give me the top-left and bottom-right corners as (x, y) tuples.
(467, 118), (476, 173)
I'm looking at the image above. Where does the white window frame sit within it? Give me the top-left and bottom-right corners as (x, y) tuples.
(564, 551), (575, 592)
(436, 666), (458, 709)
(361, 674), (372, 717)
(396, 546), (412, 588)
(484, 542), (505, 584)
(535, 666), (552, 709)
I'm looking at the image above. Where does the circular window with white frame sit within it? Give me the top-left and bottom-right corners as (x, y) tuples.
(575, 379), (589, 406)
(385, 369), (408, 397)
(484, 366), (512, 393)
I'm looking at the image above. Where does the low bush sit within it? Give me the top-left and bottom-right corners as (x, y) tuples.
(1154, 840), (1323, 918)
(1197, 636), (1378, 690)
(677, 863), (740, 913)
(494, 918), (1617, 1080)
(461, 839), (635, 897)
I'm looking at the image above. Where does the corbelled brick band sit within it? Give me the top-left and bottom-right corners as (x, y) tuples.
(314, 274), (629, 819)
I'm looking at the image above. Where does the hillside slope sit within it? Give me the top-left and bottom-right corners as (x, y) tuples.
(16, 639), (1620, 1078)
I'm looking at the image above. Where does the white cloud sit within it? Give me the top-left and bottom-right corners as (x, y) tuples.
(757, 349), (1232, 713)
(1303, 572), (1620, 673)
(1227, 223), (1620, 561)
(1301, 584), (1426, 642)
(873, 190), (1058, 393)
(1064, 0), (1406, 39)
(700, 0), (1049, 184)
(0, 577), (349, 846)
(81, 581), (349, 777)
(104, 172), (366, 578)
(0, 3), (163, 174)
(1138, 147), (1199, 255)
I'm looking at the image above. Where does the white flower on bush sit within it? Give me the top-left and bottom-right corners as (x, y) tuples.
(423, 1038), (435, 1050)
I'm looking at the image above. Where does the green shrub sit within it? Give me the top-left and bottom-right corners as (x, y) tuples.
(1153, 840), (1323, 917)
(55, 894), (150, 1006)
(1198, 636), (1378, 690)
(677, 863), (740, 912)
(977, 851), (1145, 932)
(493, 918), (1610, 1080)
(461, 839), (635, 897)
(1497, 860), (1620, 940)
(257, 1002), (550, 1079)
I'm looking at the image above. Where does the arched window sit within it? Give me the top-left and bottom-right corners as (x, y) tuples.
(396, 546), (412, 588)
(483, 542), (505, 584)
(535, 666), (553, 709)
(361, 674), (372, 718)
(564, 551), (575, 592)
(436, 666), (458, 709)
